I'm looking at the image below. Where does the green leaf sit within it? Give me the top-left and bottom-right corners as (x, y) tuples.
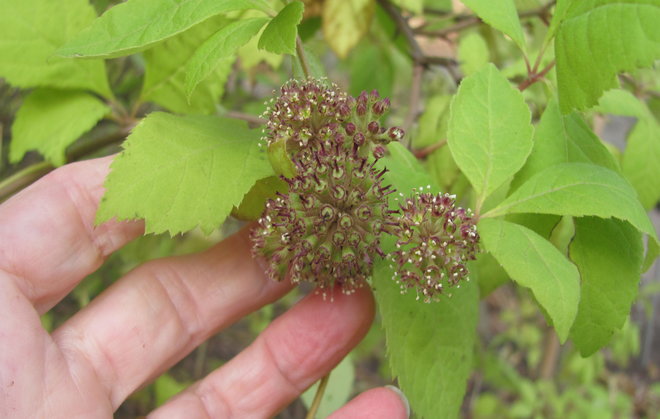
(301, 355), (355, 417)
(185, 17), (268, 98)
(154, 373), (189, 407)
(141, 17), (234, 115)
(597, 90), (660, 209)
(0, 0), (111, 97)
(487, 163), (656, 241)
(390, 0), (423, 14)
(97, 112), (273, 235)
(57, 0), (268, 59)
(323, 0), (375, 58)
(258, 1), (304, 54)
(457, 32), (490, 76)
(569, 217), (643, 356)
(511, 99), (619, 190)
(479, 218), (580, 341)
(555, 1), (660, 113)
(622, 118), (660, 210)
(374, 259), (478, 419)
(460, 0), (526, 51)
(9, 89), (110, 166)
(447, 63), (534, 202)
(382, 142), (438, 195)
(349, 42), (395, 99)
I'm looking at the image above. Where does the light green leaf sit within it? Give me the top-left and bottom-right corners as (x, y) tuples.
(597, 90), (660, 209)
(258, 1), (304, 54)
(460, 0), (526, 50)
(323, 0), (375, 58)
(569, 217), (643, 356)
(555, 1), (660, 113)
(238, 13), (284, 70)
(479, 218), (580, 341)
(154, 373), (189, 407)
(511, 99), (619, 190)
(374, 259), (478, 419)
(544, 0), (573, 45)
(57, 0), (268, 59)
(301, 355), (355, 417)
(447, 63), (534, 202)
(382, 142), (438, 196)
(0, 0), (111, 97)
(97, 112), (273, 235)
(141, 17), (234, 115)
(622, 119), (660, 210)
(457, 32), (490, 76)
(487, 163), (656, 241)
(185, 18), (268, 98)
(349, 42), (395, 99)
(10, 89), (109, 166)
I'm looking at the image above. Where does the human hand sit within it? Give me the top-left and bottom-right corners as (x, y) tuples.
(0, 156), (409, 418)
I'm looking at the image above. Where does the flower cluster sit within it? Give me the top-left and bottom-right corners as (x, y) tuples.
(252, 79), (401, 296)
(251, 78), (480, 301)
(390, 191), (480, 302)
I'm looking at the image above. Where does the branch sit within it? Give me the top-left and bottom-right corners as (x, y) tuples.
(0, 125), (132, 203)
(413, 138), (447, 158)
(517, 60), (555, 91)
(295, 36), (312, 79)
(416, 1), (556, 37)
(224, 111), (267, 126)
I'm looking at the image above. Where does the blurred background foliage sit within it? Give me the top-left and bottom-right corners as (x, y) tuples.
(1, 0), (659, 417)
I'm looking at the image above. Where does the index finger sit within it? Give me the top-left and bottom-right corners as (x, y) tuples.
(0, 157), (143, 313)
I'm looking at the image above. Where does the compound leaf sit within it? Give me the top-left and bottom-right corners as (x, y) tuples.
(448, 63), (533, 202)
(141, 17), (234, 115)
(10, 89), (109, 166)
(0, 0), (111, 96)
(555, 1), (660, 113)
(57, 0), (268, 59)
(258, 1), (304, 54)
(97, 112), (273, 235)
(479, 218), (580, 342)
(461, 0), (526, 51)
(374, 259), (478, 419)
(185, 17), (268, 98)
(488, 163), (656, 241)
(323, 0), (375, 58)
(569, 217), (643, 356)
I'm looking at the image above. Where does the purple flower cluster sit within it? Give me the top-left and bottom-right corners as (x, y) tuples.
(251, 78), (479, 301)
(390, 191), (479, 302)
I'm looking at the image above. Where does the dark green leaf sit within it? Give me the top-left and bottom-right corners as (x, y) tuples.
(569, 217), (643, 356)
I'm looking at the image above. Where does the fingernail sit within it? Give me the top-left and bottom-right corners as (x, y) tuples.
(385, 385), (410, 418)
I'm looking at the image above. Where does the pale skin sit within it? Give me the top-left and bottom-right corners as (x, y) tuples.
(0, 156), (409, 418)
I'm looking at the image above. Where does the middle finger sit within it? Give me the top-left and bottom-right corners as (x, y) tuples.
(51, 227), (292, 409)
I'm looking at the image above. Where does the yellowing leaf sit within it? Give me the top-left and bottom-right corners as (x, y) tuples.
(322, 0), (375, 58)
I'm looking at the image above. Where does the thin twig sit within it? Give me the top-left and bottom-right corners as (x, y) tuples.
(224, 111), (267, 125)
(416, 1), (556, 37)
(403, 64), (424, 138)
(296, 36), (311, 79)
(377, 0), (424, 62)
(413, 138), (447, 158)
(305, 373), (331, 419)
(517, 60), (555, 91)
(537, 328), (560, 379)
(0, 126), (131, 203)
